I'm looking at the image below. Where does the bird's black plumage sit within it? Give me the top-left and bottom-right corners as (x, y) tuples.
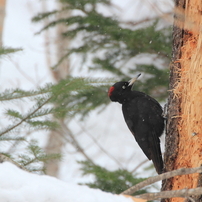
(108, 80), (164, 174)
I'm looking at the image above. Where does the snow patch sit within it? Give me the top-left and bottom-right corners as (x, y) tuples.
(0, 162), (133, 202)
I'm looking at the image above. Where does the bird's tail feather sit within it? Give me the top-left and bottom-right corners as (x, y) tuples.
(150, 130), (163, 174)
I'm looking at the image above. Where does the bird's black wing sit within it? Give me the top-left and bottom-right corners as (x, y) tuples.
(122, 95), (164, 174)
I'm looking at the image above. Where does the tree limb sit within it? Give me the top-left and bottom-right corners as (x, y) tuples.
(0, 96), (52, 137)
(135, 187), (202, 201)
(121, 166), (202, 195)
(60, 121), (95, 164)
(0, 153), (30, 172)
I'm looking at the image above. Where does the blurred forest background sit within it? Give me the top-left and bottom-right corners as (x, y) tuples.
(0, 0), (173, 195)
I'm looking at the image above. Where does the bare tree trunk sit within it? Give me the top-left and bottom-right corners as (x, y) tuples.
(0, 0), (6, 163)
(43, 2), (96, 177)
(162, 0), (202, 201)
(0, 0), (5, 46)
(43, 1), (71, 177)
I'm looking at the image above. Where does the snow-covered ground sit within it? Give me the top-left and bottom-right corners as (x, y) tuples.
(0, 162), (136, 202)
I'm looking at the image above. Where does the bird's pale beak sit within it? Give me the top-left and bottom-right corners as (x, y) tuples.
(128, 73), (141, 86)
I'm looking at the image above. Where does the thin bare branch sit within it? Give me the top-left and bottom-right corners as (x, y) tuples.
(188, 197), (196, 202)
(131, 159), (149, 173)
(135, 187), (202, 201)
(11, 60), (36, 85)
(60, 121), (95, 164)
(78, 123), (124, 168)
(121, 166), (202, 195)
(120, 12), (172, 27)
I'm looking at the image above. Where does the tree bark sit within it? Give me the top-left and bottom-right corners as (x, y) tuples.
(162, 0), (202, 201)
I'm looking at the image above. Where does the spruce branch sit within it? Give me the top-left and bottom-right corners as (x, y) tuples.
(32, 9), (59, 22)
(121, 166), (202, 195)
(17, 140), (61, 173)
(0, 87), (50, 102)
(1, 77), (111, 136)
(0, 136), (25, 142)
(0, 153), (30, 172)
(0, 47), (22, 55)
(0, 96), (52, 137)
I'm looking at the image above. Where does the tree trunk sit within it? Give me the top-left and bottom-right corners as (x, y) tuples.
(162, 0), (202, 201)
(0, 0), (5, 46)
(43, 1), (71, 177)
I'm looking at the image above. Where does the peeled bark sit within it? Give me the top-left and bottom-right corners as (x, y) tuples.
(162, 0), (202, 201)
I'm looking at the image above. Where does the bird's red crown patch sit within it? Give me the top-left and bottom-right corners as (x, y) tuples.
(108, 86), (114, 97)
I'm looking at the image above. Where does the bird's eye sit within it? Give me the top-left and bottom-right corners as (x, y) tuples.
(122, 85), (126, 89)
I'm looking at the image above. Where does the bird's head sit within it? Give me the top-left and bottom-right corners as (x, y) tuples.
(108, 74), (141, 104)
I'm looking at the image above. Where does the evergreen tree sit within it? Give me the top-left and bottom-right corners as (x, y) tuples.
(32, 0), (172, 100)
(0, 73), (110, 172)
(79, 161), (149, 195)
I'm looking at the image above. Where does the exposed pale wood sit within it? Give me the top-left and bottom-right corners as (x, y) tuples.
(163, 0), (202, 201)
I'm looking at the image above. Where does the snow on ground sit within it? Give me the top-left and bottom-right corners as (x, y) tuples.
(0, 162), (134, 202)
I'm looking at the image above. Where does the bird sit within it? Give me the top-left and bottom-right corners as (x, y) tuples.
(108, 74), (164, 174)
